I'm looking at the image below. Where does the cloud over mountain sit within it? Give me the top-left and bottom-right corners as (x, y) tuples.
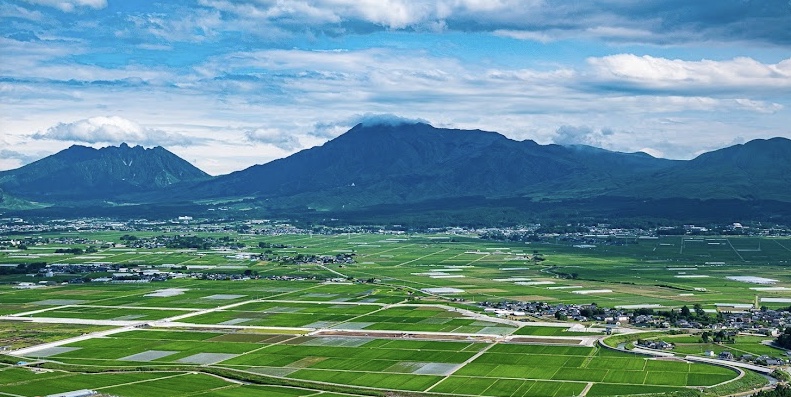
(32, 116), (199, 147)
(244, 128), (302, 151)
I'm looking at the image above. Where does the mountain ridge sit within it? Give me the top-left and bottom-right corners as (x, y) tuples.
(1, 122), (789, 223)
(0, 142), (210, 203)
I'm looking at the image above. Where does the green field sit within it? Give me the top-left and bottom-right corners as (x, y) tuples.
(19, 329), (739, 396)
(2, 230), (788, 396)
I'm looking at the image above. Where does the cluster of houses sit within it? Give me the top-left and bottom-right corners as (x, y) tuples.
(702, 350), (788, 366)
(479, 300), (630, 324)
(478, 300), (791, 337)
(632, 336), (789, 367)
(636, 340), (674, 350)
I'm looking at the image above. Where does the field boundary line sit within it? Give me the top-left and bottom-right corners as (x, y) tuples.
(158, 284), (325, 323)
(580, 345), (599, 368)
(395, 248), (449, 267)
(326, 303), (396, 329)
(94, 372), (189, 391)
(228, 334), (302, 360)
(259, 299), (384, 306)
(316, 263), (348, 279)
(423, 341), (498, 392)
(10, 305), (72, 317)
(774, 239), (791, 253)
(725, 238), (745, 261)
(207, 365), (487, 397)
(70, 304), (198, 312)
(366, 243), (417, 258)
(579, 382), (594, 397)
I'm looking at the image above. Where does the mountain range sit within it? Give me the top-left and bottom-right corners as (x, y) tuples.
(0, 143), (208, 203)
(2, 122), (790, 224)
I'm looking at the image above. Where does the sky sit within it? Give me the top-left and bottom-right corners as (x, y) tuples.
(1, 0), (790, 175)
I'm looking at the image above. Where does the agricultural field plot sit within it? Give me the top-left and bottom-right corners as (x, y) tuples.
(27, 329), (265, 366)
(26, 306), (190, 321)
(1, 232), (788, 396)
(0, 321), (112, 349)
(512, 325), (601, 337)
(184, 300), (384, 328)
(271, 282), (410, 304)
(349, 305), (517, 334)
(4, 232), (790, 310)
(18, 328), (741, 396)
(254, 235), (786, 310)
(441, 344), (738, 396)
(226, 337), (485, 391)
(0, 367), (360, 397)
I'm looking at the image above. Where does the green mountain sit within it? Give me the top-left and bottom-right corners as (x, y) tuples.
(615, 137), (791, 201)
(0, 143), (209, 203)
(182, 122), (676, 209)
(2, 123), (790, 224)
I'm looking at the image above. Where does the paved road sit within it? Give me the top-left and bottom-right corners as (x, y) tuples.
(685, 355), (774, 374)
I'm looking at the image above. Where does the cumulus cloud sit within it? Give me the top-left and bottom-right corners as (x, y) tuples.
(553, 125), (614, 147)
(244, 128), (302, 151)
(587, 55), (791, 94)
(31, 116), (199, 147)
(22, 0), (106, 12)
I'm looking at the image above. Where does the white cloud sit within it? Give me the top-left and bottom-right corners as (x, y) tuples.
(22, 0), (106, 12)
(494, 26), (655, 43)
(4, 45), (791, 174)
(638, 148), (664, 158)
(244, 128), (302, 151)
(197, 0), (537, 30)
(0, 3), (45, 20)
(734, 99), (784, 114)
(126, 9), (223, 43)
(355, 113), (428, 127)
(587, 54), (791, 93)
(553, 125), (614, 147)
(31, 116), (200, 147)
(493, 29), (556, 43)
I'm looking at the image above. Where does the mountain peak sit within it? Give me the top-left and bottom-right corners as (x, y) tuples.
(0, 142), (209, 202)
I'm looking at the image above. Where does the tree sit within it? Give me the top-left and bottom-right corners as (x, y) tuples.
(776, 327), (791, 349)
(680, 305), (691, 317)
(555, 311), (567, 320)
(701, 332), (710, 343)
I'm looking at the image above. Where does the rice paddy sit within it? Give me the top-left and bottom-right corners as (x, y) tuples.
(2, 231), (789, 396)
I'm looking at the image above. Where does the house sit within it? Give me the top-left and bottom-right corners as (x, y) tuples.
(718, 351), (734, 360)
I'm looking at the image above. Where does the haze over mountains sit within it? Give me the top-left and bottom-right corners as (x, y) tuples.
(1, 122), (789, 224)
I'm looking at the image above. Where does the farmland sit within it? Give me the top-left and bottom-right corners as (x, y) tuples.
(1, 228), (790, 396)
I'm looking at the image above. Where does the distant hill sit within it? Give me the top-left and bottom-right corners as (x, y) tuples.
(614, 137), (791, 201)
(2, 123), (790, 224)
(0, 143), (209, 203)
(181, 122), (676, 209)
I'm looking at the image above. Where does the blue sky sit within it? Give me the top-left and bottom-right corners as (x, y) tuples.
(1, 0), (790, 174)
